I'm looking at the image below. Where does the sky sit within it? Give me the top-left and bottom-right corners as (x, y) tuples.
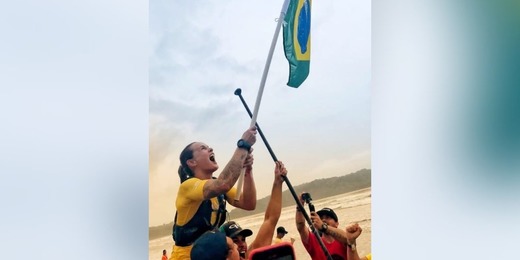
(149, 0), (371, 227)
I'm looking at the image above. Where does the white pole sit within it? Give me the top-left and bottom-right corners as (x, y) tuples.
(235, 0), (291, 201)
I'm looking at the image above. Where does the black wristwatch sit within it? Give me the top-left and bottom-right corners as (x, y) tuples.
(237, 139), (252, 151)
(320, 223), (328, 233)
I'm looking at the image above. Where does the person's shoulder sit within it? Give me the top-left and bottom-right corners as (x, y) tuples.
(181, 177), (206, 186)
(178, 178), (208, 196)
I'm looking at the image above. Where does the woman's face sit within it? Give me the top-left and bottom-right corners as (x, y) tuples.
(226, 237), (240, 260)
(189, 142), (219, 176)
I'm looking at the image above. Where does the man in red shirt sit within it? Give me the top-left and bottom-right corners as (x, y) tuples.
(295, 196), (362, 260)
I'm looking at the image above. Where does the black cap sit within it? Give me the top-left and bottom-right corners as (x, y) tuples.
(276, 226), (288, 234)
(191, 231), (228, 260)
(219, 221), (253, 238)
(317, 207), (339, 222)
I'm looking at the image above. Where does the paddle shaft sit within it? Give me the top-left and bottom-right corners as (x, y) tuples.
(234, 88), (333, 260)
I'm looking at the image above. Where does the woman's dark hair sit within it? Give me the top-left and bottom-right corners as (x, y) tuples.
(178, 142), (196, 183)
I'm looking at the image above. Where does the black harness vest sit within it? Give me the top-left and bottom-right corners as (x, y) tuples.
(172, 194), (227, 246)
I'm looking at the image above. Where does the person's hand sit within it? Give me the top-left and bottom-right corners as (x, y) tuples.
(345, 223), (362, 244)
(290, 237), (296, 244)
(298, 192), (306, 206)
(310, 212), (324, 230)
(241, 126), (257, 146)
(243, 149), (254, 173)
(274, 161), (287, 183)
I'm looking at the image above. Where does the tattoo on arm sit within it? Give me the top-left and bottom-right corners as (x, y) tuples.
(324, 227), (349, 244)
(220, 152), (247, 181)
(203, 180), (226, 198)
(202, 151), (247, 199)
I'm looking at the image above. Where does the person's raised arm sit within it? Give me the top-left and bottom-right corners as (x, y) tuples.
(202, 126), (256, 199)
(345, 223), (362, 260)
(248, 161), (287, 254)
(228, 152), (256, 210)
(295, 193), (310, 243)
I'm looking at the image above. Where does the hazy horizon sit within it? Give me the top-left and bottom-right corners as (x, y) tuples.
(149, 168), (370, 227)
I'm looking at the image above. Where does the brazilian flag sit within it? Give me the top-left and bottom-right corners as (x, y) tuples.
(283, 0), (311, 88)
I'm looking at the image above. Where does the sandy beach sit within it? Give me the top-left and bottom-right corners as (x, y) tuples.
(149, 188), (371, 260)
